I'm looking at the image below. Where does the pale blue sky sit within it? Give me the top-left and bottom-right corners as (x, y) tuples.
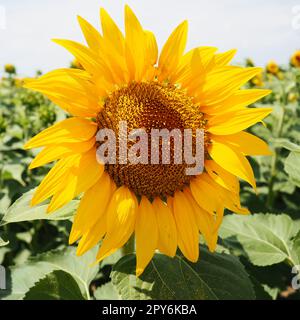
(0, 0), (300, 76)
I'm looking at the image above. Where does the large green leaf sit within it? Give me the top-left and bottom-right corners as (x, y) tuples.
(284, 151), (300, 187)
(0, 189), (78, 226)
(94, 282), (120, 300)
(0, 246), (98, 300)
(24, 270), (85, 300)
(220, 214), (299, 267)
(111, 246), (255, 300)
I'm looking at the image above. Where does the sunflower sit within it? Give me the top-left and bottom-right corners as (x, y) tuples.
(24, 6), (272, 276)
(250, 71), (264, 87)
(4, 64), (16, 74)
(266, 60), (279, 75)
(291, 50), (300, 68)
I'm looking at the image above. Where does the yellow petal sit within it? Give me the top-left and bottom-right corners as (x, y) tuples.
(31, 155), (78, 206)
(100, 8), (125, 53)
(190, 174), (222, 215)
(173, 191), (199, 262)
(178, 47), (216, 92)
(201, 89), (271, 114)
(196, 67), (263, 106)
(29, 138), (95, 169)
(24, 118), (97, 149)
(47, 148), (104, 212)
(171, 46), (217, 85)
(215, 132), (272, 156)
(214, 49), (237, 66)
(208, 107), (272, 135)
(212, 206), (224, 240)
(69, 173), (113, 244)
(205, 160), (239, 193)
(201, 173), (249, 215)
(145, 30), (158, 65)
(124, 5), (148, 81)
(99, 8), (128, 83)
(153, 198), (177, 257)
(96, 186), (137, 262)
(77, 15), (102, 52)
(158, 21), (188, 80)
(76, 213), (107, 256)
(24, 69), (102, 117)
(135, 197), (158, 276)
(184, 189), (217, 252)
(209, 139), (256, 189)
(52, 39), (114, 85)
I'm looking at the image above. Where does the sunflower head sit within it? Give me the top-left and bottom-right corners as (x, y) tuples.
(4, 64), (16, 74)
(291, 50), (300, 68)
(250, 71), (264, 87)
(266, 60), (279, 75)
(23, 5), (272, 276)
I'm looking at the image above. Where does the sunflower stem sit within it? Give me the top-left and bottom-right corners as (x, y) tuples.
(121, 235), (135, 256)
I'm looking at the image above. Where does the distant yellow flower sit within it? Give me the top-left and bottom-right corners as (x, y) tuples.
(245, 58), (255, 67)
(251, 71), (264, 87)
(266, 60), (279, 75)
(288, 92), (298, 102)
(291, 50), (300, 68)
(4, 64), (16, 74)
(24, 6), (272, 276)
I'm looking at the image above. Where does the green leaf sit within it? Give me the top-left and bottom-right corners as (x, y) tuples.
(291, 232), (300, 266)
(284, 151), (300, 187)
(94, 282), (120, 300)
(272, 138), (300, 152)
(0, 189), (78, 226)
(249, 276), (273, 300)
(220, 214), (299, 266)
(2, 164), (25, 186)
(111, 246), (255, 300)
(24, 270), (85, 300)
(0, 246), (98, 300)
(0, 237), (8, 247)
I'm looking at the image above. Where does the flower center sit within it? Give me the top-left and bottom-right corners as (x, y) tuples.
(97, 81), (208, 199)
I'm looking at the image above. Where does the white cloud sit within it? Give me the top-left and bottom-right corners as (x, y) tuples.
(0, 0), (299, 76)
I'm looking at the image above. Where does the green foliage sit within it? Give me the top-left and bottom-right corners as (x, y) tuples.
(0, 237), (8, 247)
(284, 151), (300, 187)
(0, 246), (98, 300)
(220, 214), (300, 267)
(24, 270), (85, 300)
(0, 189), (78, 226)
(94, 282), (120, 300)
(111, 246), (255, 300)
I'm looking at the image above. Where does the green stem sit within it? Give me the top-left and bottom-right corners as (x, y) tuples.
(121, 235), (135, 256)
(84, 284), (91, 300)
(266, 84), (287, 209)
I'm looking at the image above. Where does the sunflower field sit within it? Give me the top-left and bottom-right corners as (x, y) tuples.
(1, 10), (300, 301)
